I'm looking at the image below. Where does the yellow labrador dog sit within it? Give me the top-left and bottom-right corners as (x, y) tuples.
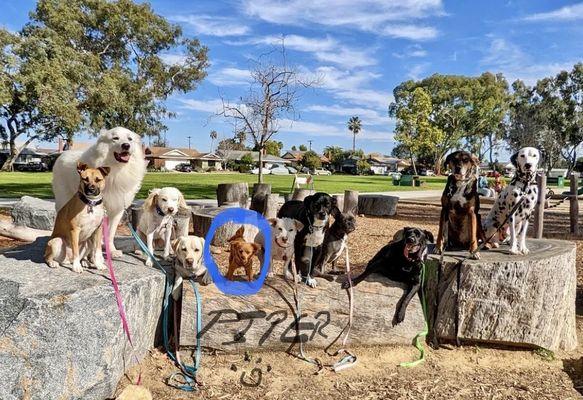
(171, 236), (210, 300)
(52, 127), (146, 258)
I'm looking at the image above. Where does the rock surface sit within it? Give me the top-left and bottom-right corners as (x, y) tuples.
(426, 239), (577, 351)
(180, 271), (426, 352)
(358, 195), (399, 216)
(0, 238), (166, 400)
(11, 196), (56, 230)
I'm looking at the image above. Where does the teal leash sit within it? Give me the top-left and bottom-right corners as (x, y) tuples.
(126, 221), (202, 391)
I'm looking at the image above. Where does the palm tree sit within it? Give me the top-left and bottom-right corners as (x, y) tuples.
(209, 130), (218, 152)
(347, 116), (362, 153)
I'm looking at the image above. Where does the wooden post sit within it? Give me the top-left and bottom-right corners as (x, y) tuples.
(533, 173), (546, 239)
(250, 183), (271, 215)
(344, 190), (359, 214)
(570, 172), (580, 235)
(216, 183), (249, 208)
(263, 194), (280, 219)
(292, 188), (315, 201)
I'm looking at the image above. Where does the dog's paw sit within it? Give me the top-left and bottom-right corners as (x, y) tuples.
(199, 271), (213, 286)
(492, 242), (500, 248)
(305, 277), (318, 288)
(392, 312), (405, 327)
(72, 262), (83, 273)
(509, 247), (520, 255)
(47, 260), (59, 269)
(145, 258), (153, 268)
(470, 251), (480, 260)
(111, 249), (124, 258)
(520, 247), (530, 255)
(93, 261), (107, 271)
(284, 270), (301, 282)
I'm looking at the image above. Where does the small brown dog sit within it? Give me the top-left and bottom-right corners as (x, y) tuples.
(45, 162), (110, 273)
(226, 226), (261, 281)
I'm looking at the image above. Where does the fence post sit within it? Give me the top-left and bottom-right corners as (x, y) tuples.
(533, 173), (546, 239)
(570, 172), (580, 235)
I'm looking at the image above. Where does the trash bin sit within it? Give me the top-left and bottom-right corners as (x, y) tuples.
(413, 175), (421, 187)
(557, 176), (564, 188)
(392, 173), (401, 186)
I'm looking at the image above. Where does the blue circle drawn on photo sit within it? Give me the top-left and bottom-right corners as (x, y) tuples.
(203, 207), (272, 296)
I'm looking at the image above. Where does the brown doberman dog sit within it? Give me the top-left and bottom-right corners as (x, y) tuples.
(436, 150), (484, 259)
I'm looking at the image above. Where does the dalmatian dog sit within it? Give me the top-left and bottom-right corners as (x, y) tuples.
(482, 147), (540, 255)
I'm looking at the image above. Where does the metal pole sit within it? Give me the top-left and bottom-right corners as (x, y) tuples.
(187, 136), (191, 150)
(308, 140), (313, 151)
(533, 173), (546, 239)
(570, 172), (580, 235)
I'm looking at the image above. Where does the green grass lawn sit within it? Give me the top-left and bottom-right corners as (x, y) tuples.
(0, 172), (448, 199)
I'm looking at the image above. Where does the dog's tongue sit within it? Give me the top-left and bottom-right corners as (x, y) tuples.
(115, 152), (130, 162)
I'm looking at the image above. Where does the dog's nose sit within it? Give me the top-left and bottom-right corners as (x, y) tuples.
(282, 237), (288, 243)
(121, 143), (130, 151)
(406, 237), (415, 244)
(318, 212), (326, 219)
(524, 163), (532, 169)
(186, 257), (194, 265)
(167, 207), (174, 213)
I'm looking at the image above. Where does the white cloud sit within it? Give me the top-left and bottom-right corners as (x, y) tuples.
(178, 99), (224, 113)
(171, 15), (251, 37)
(278, 118), (392, 140)
(407, 62), (431, 80)
(522, 3), (583, 22)
(304, 104), (391, 125)
(208, 67), (251, 86)
(382, 25), (438, 40)
(232, 34), (376, 69)
(242, 0), (443, 41)
(480, 37), (575, 85)
(393, 44), (428, 59)
(160, 54), (187, 65)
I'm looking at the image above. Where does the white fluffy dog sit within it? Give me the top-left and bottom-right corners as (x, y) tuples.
(53, 127), (146, 258)
(482, 147), (540, 255)
(171, 235), (209, 300)
(138, 187), (188, 267)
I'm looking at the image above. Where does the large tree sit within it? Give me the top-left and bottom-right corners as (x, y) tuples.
(219, 44), (318, 182)
(347, 116), (362, 153)
(390, 73), (509, 174)
(0, 0), (208, 171)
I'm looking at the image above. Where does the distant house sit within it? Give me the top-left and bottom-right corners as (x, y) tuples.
(281, 150), (330, 168)
(146, 146), (200, 170)
(367, 155), (409, 175)
(0, 148), (47, 169)
(192, 152), (223, 170)
(220, 150), (290, 168)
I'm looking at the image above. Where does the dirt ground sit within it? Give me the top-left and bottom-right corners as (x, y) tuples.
(112, 204), (583, 400)
(2, 205), (582, 399)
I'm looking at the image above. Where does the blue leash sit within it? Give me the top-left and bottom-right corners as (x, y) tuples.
(127, 222), (202, 391)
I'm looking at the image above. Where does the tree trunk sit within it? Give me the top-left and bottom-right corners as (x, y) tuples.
(352, 133), (356, 153)
(343, 190), (359, 215)
(216, 183), (249, 208)
(292, 188), (315, 201)
(250, 183), (271, 215)
(1, 133), (38, 172)
(426, 239), (577, 351)
(258, 147), (264, 183)
(410, 151), (417, 175)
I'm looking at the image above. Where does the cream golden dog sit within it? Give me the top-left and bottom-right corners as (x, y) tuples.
(52, 127), (146, 258)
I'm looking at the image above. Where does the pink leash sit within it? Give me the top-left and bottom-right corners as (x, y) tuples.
(102, 216), (142, 385)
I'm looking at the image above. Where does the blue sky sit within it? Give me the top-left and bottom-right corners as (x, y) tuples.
(2, 1), (583, 155)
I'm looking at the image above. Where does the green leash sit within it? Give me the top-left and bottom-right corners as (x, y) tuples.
(399, 261), (429, 368)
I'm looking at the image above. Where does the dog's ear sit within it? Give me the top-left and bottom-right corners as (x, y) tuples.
(229, 226), (245, 242)
(251, 243), (262, 254)
(423, 230), (435, 243)
(510, 151), (518, 168)
(304, 195), (313, 208)
(471, 154), (480, 167)
(97, 166), (110, 177)
(392, 228), (405, 242)
(77, 162), (88, 173)
(444, 153), (455, 170)
(144, 188), (160, 211)
(294, 220), (304, 232)
(268, 218), (278, 227)
(177, 192), (189, 213)
(171, 238), (181, 253)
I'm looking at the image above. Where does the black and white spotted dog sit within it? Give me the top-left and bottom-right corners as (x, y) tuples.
(482, 147), (540, 255)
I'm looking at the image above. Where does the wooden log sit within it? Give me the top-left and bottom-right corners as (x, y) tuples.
(292, 188), (315, 201)
(0, 221), (51, 242)
(216, 183), (249, 208)
(180, 273), (425, 351)
(358, 195), (398, 216)
(250, 183), (272, 215)
(343, 190), (359, 214)
(426, 239), (577, 351)
(570, 173), (580, 235)
(263, 194), (280, 219)
(533, 173), (546, 238)
(192, 206), (259, 246)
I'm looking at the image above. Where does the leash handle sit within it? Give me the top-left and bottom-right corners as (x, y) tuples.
(102, 217), (142, 385)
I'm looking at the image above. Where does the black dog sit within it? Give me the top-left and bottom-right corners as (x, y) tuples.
(277, 192), (338, 287)
(313, 211), (356, 276)
(343, 227), (434, 326)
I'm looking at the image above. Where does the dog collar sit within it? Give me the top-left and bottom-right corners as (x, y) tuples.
(155, 205), (166, 217)
(78, 192), (103, 213)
